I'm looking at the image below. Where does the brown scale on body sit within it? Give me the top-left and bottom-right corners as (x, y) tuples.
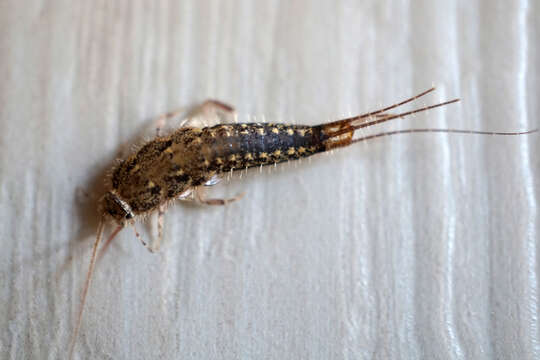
(106, 121), (325, 218)
(69, 88), (537, 358)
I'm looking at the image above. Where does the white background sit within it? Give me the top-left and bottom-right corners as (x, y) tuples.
(1, 1), (538, 359)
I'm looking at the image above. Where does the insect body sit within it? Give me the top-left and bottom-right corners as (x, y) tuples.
(102, 89), (465, 224)
(69, 88), (536, 358)
(103, 122), (324, 221)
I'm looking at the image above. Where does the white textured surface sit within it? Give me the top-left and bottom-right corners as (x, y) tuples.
(1, 1), (539, 359)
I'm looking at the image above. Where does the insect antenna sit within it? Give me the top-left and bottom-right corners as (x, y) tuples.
(96, 223), (125, 263)
(68, 221), (123, 359)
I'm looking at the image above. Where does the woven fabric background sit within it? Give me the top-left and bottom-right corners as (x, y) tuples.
(1, 1), (538, 359)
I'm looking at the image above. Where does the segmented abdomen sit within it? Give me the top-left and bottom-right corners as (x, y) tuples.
(203, 123), (327, 172)
(109, 120), (354, 213)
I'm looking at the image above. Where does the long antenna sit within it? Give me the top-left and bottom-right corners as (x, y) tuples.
(68, 221), (122, 359)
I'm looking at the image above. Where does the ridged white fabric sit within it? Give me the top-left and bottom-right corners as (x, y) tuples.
(1, 1), (538, 359)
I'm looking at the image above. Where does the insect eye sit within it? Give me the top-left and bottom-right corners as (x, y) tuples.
(125, 212), (133, 219)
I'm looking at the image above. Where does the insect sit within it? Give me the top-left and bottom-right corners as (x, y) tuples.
(68, 87), (536, 358)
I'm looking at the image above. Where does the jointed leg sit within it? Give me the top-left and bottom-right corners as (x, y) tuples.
(194, 186), (245, 206)
(151, 204), (166, 253)
(155, 108), (189, 136)
(200, 99), (235, 113)
(186, 99), (237, 128)
(154, 99), (236, 134)
(130, 221), (154, 253)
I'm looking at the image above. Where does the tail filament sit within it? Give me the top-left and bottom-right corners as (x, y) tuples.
(318, 88), (536, 150)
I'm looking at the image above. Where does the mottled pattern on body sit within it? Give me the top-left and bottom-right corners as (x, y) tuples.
(110, 122), (344, 215)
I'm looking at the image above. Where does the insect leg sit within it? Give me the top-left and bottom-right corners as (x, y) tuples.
(184, 99), (237, 128)
(154, 100), (237, 133)
(199, 99), (235, 114)
(130, 221), (154, 253)
(153, 99), (234, 135)
(152, 204), (166, 253)
(194, 186), (245, 206)
(155, 108), (189, 136)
